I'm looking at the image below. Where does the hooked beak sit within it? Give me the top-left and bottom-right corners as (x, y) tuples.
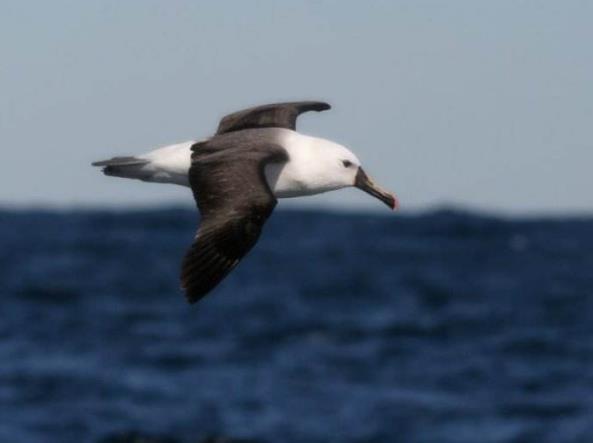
(355, 167), (399, 210)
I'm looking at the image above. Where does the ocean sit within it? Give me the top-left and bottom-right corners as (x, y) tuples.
(1, 208), (592, 443)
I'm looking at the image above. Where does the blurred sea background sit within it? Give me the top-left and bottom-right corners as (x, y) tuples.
(1, 207), (592, 443)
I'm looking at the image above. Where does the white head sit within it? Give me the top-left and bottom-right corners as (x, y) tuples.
(304, 140), (362, 191)
(270, 132), (398, 209)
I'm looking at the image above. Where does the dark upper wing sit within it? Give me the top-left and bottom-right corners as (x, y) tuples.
(216, 101), (331, 135)
(181, 139), (288, 303)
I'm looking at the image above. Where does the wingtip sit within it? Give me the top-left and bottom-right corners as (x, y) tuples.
(181, 276), (208, 305)
(181, 284), (199, 304)
(184, 295), (199, 305)
(311, 101), (331, 112)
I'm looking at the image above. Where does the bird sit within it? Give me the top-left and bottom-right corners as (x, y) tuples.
(93, 101), (398, 304)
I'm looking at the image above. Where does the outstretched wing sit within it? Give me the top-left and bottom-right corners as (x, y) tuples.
(216, 101), (331, 135)
(181, 140), (288, 303)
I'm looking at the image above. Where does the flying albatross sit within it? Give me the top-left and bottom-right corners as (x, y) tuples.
(93, 101), (398, 303)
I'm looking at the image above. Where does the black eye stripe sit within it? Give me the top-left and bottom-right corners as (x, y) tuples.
(342, 160), (353, 168)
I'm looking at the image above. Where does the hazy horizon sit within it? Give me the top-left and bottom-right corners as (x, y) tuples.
(2, 1), (592, 215)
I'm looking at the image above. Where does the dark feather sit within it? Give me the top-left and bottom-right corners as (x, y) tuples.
(216, 101), (330, 135)
(180, 137), (288, 303)
(91, 156), (148, 167)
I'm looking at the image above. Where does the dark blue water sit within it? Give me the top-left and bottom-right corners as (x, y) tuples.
(1, 208), (592, 443)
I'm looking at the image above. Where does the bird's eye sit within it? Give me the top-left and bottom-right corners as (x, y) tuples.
(342, 160), (353, 168)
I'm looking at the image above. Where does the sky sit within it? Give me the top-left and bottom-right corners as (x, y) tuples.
(1, 1), (592, 214)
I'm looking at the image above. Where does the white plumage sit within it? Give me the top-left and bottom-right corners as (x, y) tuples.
(99, 129), (363, 199)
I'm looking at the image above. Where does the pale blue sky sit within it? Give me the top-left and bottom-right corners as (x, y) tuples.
(1, 1), (591, 214)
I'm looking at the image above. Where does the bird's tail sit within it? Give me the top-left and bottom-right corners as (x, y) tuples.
(92, 156), (151, 180)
